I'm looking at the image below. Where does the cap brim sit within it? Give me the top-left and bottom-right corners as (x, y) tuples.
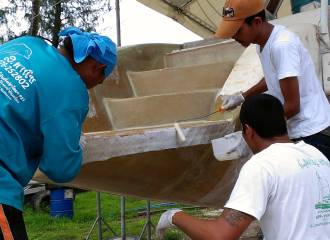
(215, 18), (244, 39)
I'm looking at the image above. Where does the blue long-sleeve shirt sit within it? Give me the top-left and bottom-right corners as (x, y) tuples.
(0, 36), (89, 211)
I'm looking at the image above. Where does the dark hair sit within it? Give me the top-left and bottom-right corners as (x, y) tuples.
(244, 10), (266, 25)
(63, 37), (74, 60)
(240, 94), (287, 138)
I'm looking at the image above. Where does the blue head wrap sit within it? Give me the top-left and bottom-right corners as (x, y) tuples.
(59, 26), (117, 77)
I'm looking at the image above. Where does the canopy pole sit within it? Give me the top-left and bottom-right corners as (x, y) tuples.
(115, 2), (125, 239)
(116, 0), (122, 47)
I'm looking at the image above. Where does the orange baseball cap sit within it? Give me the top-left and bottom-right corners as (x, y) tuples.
(215, 0), (265, 39)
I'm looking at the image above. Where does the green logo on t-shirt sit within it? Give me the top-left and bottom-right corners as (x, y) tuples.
(315, 171), (330, 209)
(298, 158), (330, 169)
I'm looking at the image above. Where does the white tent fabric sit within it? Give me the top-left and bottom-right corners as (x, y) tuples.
(137, 0), (292, 38)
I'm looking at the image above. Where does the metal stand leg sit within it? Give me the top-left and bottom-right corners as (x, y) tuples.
(85, 192), (117, 240)
(138, 201), (155, 240)
(121, 196), (126, 240)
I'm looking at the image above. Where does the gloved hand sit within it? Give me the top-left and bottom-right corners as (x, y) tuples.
(156, 209), (182, 239)
(221, 92), (244, 110)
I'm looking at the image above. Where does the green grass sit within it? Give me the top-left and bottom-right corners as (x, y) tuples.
(24, 191), (188, 240)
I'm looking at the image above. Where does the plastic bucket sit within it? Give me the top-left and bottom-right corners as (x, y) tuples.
(50, 188), (74, 219)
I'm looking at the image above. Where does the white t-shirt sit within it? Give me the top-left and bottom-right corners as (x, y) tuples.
(225, 141), (330, 240)
(257, 25), (330, 139)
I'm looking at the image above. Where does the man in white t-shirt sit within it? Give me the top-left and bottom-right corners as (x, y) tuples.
(216, 0), (330, 160)
(156, 94), (330, 240)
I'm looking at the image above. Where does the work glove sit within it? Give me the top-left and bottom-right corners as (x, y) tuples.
(221, 92), (244, 110)
(156, 209), (182, 239)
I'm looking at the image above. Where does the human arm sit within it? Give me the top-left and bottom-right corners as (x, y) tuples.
(158, 159), (272, 239)
(39, 109), (86, 182)
(171, 208), (254, 240)
(242, 78), (267, 99)
(279, 76), (300, 119)
(271, 37), (301, 119)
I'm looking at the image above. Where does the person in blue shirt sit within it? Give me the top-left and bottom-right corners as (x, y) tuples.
(0, 27), (117, 239)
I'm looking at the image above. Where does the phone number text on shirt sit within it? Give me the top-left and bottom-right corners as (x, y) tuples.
(0, 56), (37, 90)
